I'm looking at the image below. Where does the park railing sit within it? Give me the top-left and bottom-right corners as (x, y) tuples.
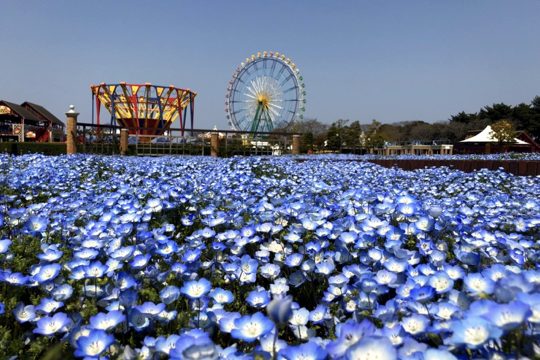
(73, 123), (301, 157)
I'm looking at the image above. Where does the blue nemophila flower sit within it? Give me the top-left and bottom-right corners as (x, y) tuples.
(428, 272), (454, 294)
(448, 317), (502, 349)
(182, 248), (202, 263)
(0, 239), (12, 254)
(130, 253), (151, 269)
(399, 337), (427, 359)
(25, 215), (49, 233)
(155, 335), (180, 355)
(381, 322), (405, 346)
(401, 314), (430, 336)
(36, 298), (64, 314)
(247, 289), (271, 309)
(424, 349), (458, 360)
(309, 304), (329, 325)
(75, 248), (99, 261)
(289, 307), (310, 327)
(464, 273), (495, 296)
(430, 302), (461, 321)
(37, 245), (63, 262)
(345, 335), (397, 360)
(414, 216), (434, 232)
(128, 308), (150, 331)
(160, 285), (181, 305)
(116, 272), (138, 290)
(210, 287), (234, 305)
(74, 329), (114, 358)
(238, 255), (258, 283)
(169, 329), (216, 360)
(219, 311), (241, 333)
(110, 245), (135, 261)
(2, 271), (29, 286)
(260, 263), (281, 280)
(89, 310), (126, 331)
(180, 278), (212, 300)
(327, 320), (376, 358)
(279, 339), (327, 360)
(315, 260), (335, 275)
(83, 261), (108, 279)
(33, 263), (62, 284)
(33, 312), (72, 335)
(231, 312), (274, 342)
(155, 239), (178, 257)
(284, 231), (302, 243)
(375, 269), (398, 286)
(484, 301), (531, 331)
(410, 285), (435, 303)
(517, 292), (540, 323)
(135, 302), (166, 318)
(13, 303), (36, 323)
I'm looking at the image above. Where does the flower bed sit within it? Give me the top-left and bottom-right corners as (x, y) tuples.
(0, 154), (539, 359)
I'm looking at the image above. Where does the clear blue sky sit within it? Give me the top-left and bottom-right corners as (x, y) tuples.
(1, 0), (539, 128)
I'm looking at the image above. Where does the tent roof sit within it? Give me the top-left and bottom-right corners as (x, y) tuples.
(460, 125), (529, 145)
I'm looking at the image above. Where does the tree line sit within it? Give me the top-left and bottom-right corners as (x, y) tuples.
(281, 96), (540, 151)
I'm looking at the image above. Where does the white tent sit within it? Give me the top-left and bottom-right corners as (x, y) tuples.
(460, 125), (528, 144)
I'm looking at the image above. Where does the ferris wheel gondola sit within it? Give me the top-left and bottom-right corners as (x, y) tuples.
(225, 51), (306, 134)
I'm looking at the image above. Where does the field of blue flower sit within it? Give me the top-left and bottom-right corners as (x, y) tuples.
(0, 154), (539, 359)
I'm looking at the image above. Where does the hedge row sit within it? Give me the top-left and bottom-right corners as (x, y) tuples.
(0, 142), (67, 156)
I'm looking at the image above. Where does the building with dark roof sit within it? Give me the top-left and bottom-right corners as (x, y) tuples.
(0, 100), (64, 142)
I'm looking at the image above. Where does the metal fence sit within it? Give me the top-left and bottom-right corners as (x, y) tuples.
(76, 123), (298, 157)
(76, 123), (120, 155)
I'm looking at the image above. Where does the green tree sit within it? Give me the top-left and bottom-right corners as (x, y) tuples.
(343, 120), (361, 148)
(490, 119), (515, 148)
(326, 119), (349, 150)
(529, 96), (540, 140)
(326, 123), (340, 150)
(479, 103), (513, 122)
(364, 119), (385, 148)
(450, 111), (478, 124)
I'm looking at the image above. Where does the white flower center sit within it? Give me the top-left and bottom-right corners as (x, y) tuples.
(46, 320), (61, 333)
(87, 340), (105, 356)
(244, 321), (263, 337)
(465, 326), (489, 345)
(191, 285), (204, 297)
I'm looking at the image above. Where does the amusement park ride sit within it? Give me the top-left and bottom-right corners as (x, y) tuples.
(89, 51), (305, 141)
(90, 83), (196, 136)
(225, 51), (306, 134)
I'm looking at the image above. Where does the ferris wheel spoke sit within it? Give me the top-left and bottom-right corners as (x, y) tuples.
(270, 60), (277, 77)
(280, 74), (293, 87)
(269, 107), (281, 117)
(283, 86), (297, 93)
(269, 102), (283, 110)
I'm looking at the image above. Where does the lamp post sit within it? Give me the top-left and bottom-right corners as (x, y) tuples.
(65, 105), (79, 155)
(210, 125), (220, 157)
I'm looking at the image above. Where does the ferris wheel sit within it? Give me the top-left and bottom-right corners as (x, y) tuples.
(225, 51), (306, 134)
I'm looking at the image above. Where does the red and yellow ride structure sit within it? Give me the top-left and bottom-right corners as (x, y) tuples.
(91, 82), (196, 136)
